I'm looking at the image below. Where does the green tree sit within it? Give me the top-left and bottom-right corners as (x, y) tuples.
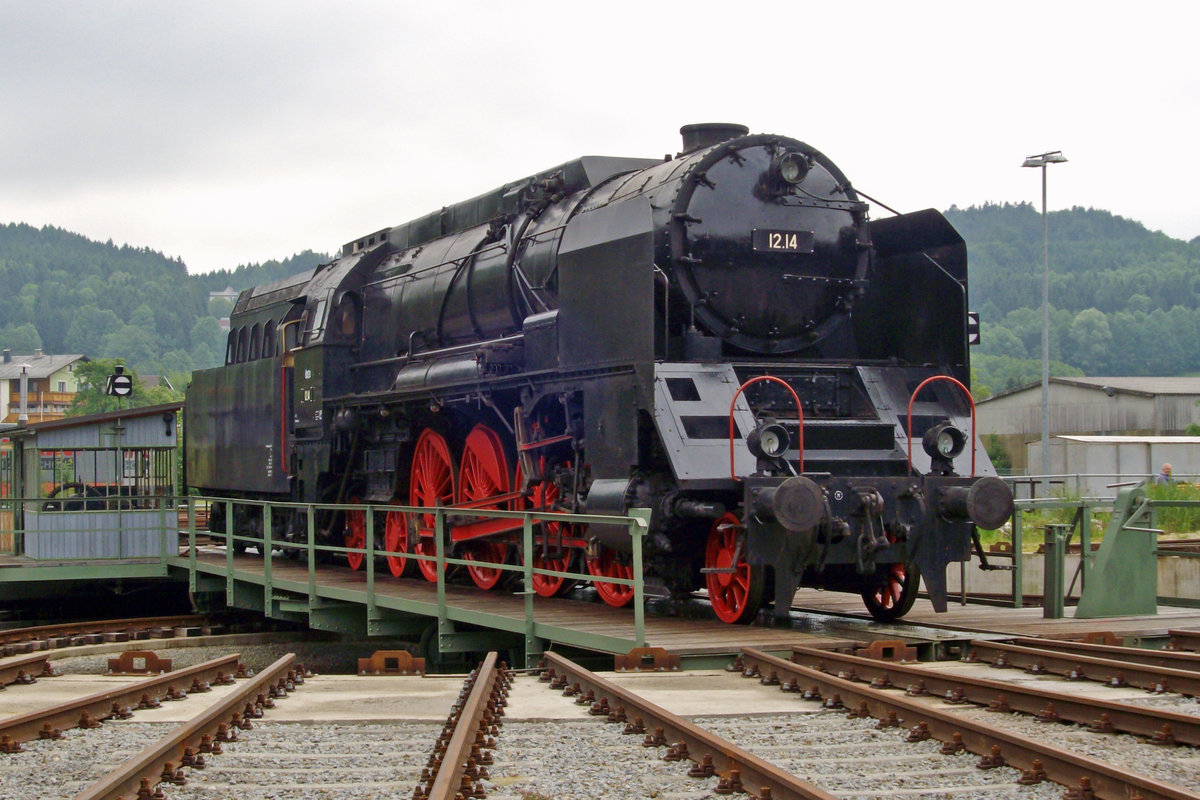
(15, 283), (38, 324)
(130, 303), (157, 331)
(189, 317), (225, 357)
(66, 358), (182, 417)
(1067, 308), (1113, 374)
(64, 305), (123, 355)
(979, 325), (1026, 359)
(985, 434), (1012, 471)
(0, 323), (43, 352)
(208, 296), (235, 318)
(101, 325), (159, 369)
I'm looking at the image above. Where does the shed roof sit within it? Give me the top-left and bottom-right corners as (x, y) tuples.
(1057, 435), (1200, 444)
(1058, 377), (1200, 395)
(9, 402), (184, 437)
(0, 353), (87, 380)
(981, 376), (1200, 403)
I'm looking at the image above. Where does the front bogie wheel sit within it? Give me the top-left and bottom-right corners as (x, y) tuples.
(704, 513), (766, 624)
(861, 561), (921, 622)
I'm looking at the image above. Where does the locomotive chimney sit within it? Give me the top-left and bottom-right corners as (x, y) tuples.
(680, 123), (749, 153)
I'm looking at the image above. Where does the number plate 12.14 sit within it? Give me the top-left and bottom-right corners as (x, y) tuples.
(752, 229), (815, 253)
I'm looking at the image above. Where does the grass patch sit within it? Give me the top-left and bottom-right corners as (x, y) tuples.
(1145, 481), (1200, 535)
(981, 483), (1200, 553)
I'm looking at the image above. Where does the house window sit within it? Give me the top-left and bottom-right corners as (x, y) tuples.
(58, 381), (66, 392)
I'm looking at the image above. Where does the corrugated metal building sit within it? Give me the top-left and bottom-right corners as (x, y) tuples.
(1028, 435), (1200, 496)
(978, 377), (1200, 471)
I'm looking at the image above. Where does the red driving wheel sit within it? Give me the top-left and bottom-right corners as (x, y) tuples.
(383, 503), (411, 578)
(528, 479), (576, 598)
(410, 428), (455, 582)
(344, 496), (366, 571)
(458, 424), (512, 590)
(585, 545), (634, 608)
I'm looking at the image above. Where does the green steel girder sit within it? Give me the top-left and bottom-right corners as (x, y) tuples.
(229, 580), (265, 613)
(269, 593), (311, 625)
(309, 604), (367, 636)
(436, 627), (524, 654)
(367, 609), (430, 638)
(192, 573), (225, 594)
(0, 563), (168, 583)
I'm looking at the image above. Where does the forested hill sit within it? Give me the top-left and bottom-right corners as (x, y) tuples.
(1, 208), (1197, 396)
(944, 203), (1200, 395)
(0, 222), (326, 377)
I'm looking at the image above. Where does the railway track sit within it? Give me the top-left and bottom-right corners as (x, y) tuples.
(0, 653), (246, 752)
(1169, 628), (1200, 652)
(964, 637), (1200, 696)
(0, 650), (61, 689)
(3, 634), (1199, 799)
(0, 615), (216, 657)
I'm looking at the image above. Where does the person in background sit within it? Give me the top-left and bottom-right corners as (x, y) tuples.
(1155, 462), (1173, 485)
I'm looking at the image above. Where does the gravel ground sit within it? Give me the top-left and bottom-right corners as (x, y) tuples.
(163, 721), (442, 800)
(952, 704), (1200, 793)
(485, 717), (722, 800)
(696, 711), (1064, 800)
(8, 641), (1200, 800)
(0, 719), (169, 798)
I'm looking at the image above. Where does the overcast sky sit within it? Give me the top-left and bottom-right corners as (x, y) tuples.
(2, 1), (1196, 274)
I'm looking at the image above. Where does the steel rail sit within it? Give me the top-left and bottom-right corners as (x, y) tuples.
(966, 639), (1200, 696)
(425, 652), (505, 800)
(72, 653), (299, 800)
(1010, 636), (1200, 673)
(1169, 629), (1200, 652)
(0, 653), (243, 748)
(0, 615), (210, 650)
(740, 647), (1198, 800)
(542, 651), (840, 800)
(785, 643), (1200, 745)
(0, 651), (61, 688)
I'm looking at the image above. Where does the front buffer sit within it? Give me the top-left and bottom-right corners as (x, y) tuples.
(742, 471), (1013, 621)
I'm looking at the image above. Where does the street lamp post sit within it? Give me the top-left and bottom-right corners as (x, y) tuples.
(1022, 150), (1067, 493)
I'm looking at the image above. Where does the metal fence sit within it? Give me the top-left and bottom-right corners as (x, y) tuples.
(0, 494), (175, 559)
(1004, 473), (1196, 500)
(997, 491), (1199, 616)
(178, 495), (652, 653)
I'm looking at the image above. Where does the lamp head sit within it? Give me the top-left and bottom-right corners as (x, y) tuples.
(1022, 151), (1068, 168)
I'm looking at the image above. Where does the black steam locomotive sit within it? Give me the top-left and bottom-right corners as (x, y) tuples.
(185, 123), (1012, 624)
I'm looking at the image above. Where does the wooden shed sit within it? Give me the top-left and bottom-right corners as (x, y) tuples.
(0, 403), (182, 560)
